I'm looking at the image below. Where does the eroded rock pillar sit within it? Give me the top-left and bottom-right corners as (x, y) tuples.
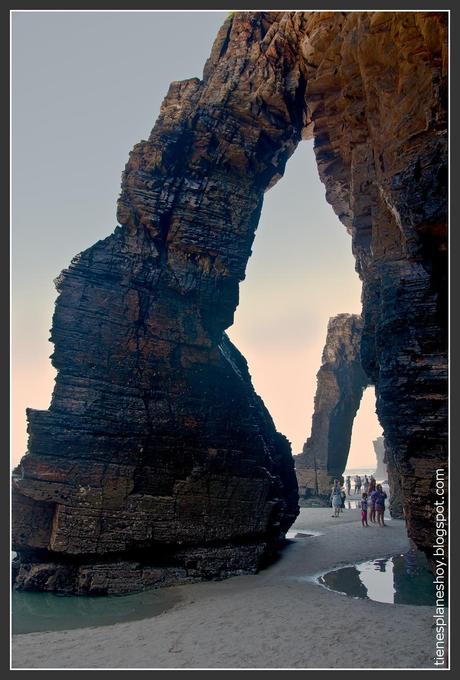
(295, 314), (369, 499)
(373, 436), (387, 480)
(12, 13), (308, 594)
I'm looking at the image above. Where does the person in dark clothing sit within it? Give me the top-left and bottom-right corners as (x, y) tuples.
(346, 476), (351, 496)
(360, 492), (369, 527)
(374, 484), (388, 526)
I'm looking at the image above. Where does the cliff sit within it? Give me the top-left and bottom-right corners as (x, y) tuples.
(12, 14), (303, 593)
(303, 11), (447, 550)
(13, 11), (447, 591)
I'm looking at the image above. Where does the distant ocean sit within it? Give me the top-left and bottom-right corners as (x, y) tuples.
(344, 467), (376, 476)
(344, 467), (388, 483)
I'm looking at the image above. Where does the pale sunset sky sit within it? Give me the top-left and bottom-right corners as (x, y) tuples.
(12, 11), (382, 470)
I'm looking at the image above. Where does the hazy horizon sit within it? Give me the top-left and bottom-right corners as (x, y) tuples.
(12, 11), (383, 470)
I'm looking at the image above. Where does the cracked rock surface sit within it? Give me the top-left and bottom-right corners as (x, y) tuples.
(13, 11), (447, 591)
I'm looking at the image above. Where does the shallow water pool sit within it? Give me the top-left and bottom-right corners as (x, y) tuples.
(285, 529), (323, 540)
(317, 548), (437, 606)
(12, 586), (182, 635)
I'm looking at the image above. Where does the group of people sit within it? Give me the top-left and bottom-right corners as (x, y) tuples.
(346, 474), (371, 496)
(330, 475), (388, 527)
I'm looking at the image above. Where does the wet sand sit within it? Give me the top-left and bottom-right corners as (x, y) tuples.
(12, 507), (437, 669)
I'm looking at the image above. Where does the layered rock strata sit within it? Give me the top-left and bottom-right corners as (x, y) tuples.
(372, 436), (404, 518)
(13, 11), (448, 588)
(303, 11), (448, 553)
(295, 314), (369, 499)
(383, 441), (405, 520)
(373, 436), (387, 480)
(13, 14), (303, 593)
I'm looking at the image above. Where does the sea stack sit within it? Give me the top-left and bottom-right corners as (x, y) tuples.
(295, 314), (369, 499)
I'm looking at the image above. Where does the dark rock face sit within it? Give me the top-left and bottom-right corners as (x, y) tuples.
(295, 314), (369, 498)
(303, 11), (448, 555)
(12, 11), (447, 589)
(373, 437), (387, 480)
(12, 14), (303, 593)
(372, 436), (404, 518)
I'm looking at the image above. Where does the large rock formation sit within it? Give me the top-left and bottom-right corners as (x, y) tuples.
(295, 314), (369, 498)
(13, 334), (298, 594)
(304, 11), (448, 555)
(12, 14), (303, 593)
(13, 11), (448, 589)
(373, 436), (387, 480)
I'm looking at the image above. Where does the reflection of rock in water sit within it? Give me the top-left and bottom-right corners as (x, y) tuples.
(319, 551), (437, 606)
(404, 546), (418, 576)
(393, 549), (436, 607)
(374, 558), (388, 572)
(321, 566), (368, 600)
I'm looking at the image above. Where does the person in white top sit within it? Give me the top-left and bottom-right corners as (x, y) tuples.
(331, 480), (342, 518)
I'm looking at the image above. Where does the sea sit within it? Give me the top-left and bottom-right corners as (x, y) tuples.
(344, 467), (381, 479)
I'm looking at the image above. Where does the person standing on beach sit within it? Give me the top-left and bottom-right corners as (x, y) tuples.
(340, 487), (346, 512)
(374, 484), (388, 526)
(369, 486), (377, 523)
(331, 480), (342, 518)
(360, 492), (369, 527)
(363, 475), (369, 494)
(356, 475), (362, 495)
(346, 476), (351, 496)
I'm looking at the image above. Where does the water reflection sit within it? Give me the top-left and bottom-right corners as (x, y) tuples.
(318, 549), (436, 606)
(319, 565), (368, 599)
(358, 557), (395, 604)
(12, 586), (182, 635)
(285, 529), (323, 540)
(346, 500), (359, 510)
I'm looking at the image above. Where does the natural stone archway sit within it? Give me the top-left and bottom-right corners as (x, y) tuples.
(305, 11), (448, 557)
(295, 314), (370, 499)
(295, 323), (403, 515)
(12, 11), (448, 592)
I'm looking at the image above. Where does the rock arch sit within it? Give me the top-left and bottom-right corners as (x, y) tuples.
(13, 11), (448, 592)
(295, 314), (370, 499)
(295, 315), (405, 519)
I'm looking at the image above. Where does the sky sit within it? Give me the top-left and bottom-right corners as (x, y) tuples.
(11, 11), (382, 469)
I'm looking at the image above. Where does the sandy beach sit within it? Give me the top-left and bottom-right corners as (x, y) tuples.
(12, 507), (437, 670)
